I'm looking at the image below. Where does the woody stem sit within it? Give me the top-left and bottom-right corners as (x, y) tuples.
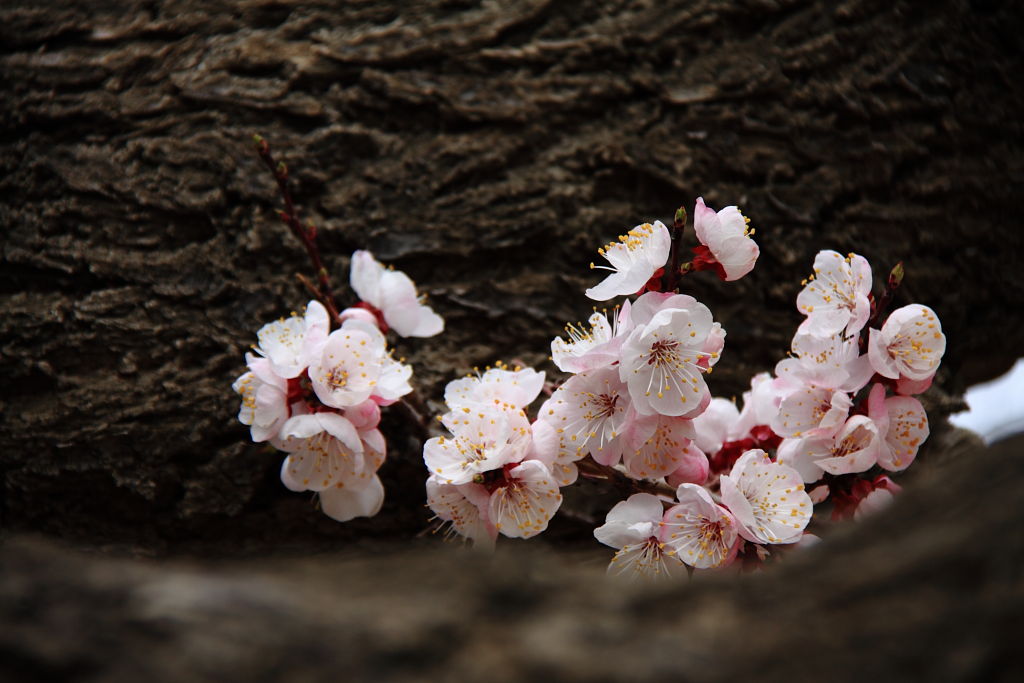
(577, 456), (677, 499)
(661, 206), (688, 292)
(253, 135), (341, 324)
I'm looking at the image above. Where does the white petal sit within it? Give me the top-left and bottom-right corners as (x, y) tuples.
(877, 396), (929, 471)
(595, 493), (666, 549)
(320, 474), (385, 522)
(662, 484), (738, 569)
(489, 460), (562, 539)
(350, 250), (384, 305)
(426, 479), (496, 549)
(723, 450), (812, 544)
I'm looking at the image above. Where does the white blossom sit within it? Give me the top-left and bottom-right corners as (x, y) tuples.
(618, 292), (718, 418)
(585, 221), (671, 301)
(623, 414), (696, 480)
(537, 367), (633, 472)
(719, 450), (812, 545)
(691, 397), (740, 455)
(276, 413), (365, 492)
(426, 479), (496, 550)
(775, 330), (873, 393)
(321, 474), (385, 522)
(309, 319), (387, 408)
(796, 250), (872, 338)
(252, 300), (330, 379)
(350, 250), (444, 337)
(550, 303), (632, 374)
(232, 354), (288, 442)
(444, 364), (545, 412)
(424, 403), (531, 485)
(777, 414), (882, 482)
(663, 483), (740, 569)
(867, 383), (930, 472)
(595, 493), (686, 579)
(771, 386), (852, 439)
(692, 197), (759, 281)
(868, 304), (945, 381)
(488, 460), (563, 539)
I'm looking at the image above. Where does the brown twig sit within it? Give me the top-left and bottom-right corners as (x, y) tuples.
(253, 134), (341, 323)
(861, 261), (905, 352)
(396, 389), (436, 441)
(295, 273), (324, 303)
(868, 261), (905, 329)
(661, 206), (688, 292)
(576, 457), (677, 499)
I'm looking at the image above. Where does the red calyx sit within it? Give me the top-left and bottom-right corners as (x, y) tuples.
(286, 372), (342, 416)
(830, 477), (875, 521)
(353, 301), (390, 333)
(640, 268), (665, 294)
(709, 426), (782, 475)
(690, 245), (728, 281)
(476, 463), (520, 494)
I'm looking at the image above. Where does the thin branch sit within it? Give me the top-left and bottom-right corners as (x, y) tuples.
(661, 206), (688, 292)
(253, 134), (341, 323)
(576, 457), (677, 499)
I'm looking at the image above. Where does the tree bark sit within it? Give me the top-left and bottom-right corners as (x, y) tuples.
(1, 0), (1023, 675)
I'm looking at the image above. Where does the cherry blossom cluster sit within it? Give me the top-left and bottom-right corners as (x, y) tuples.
(422, 197), (946, 581)
(233, 250), (443, 522)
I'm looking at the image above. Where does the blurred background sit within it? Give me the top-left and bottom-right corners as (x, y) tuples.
(1, 1), (1022, 680)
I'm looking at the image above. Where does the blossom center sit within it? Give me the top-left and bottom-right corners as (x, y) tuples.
(326, 367), (350, 389)
(647, 339), (681, 367)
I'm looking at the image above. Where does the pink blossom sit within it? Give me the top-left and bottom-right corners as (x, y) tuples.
(817, 416), (882, 475)
(539, 366), (631, 463)
(771, 386), (851, 439)
(343, 399), (381, 432)
(232, 354), (289, 442)
(692, 197), (760, 281)
(618, 292), (718, 417)
(731, 372), (788, 440)
(775, 331), (873, 393)
(321, 474), (385, 522)
(350, 250), (444, 337)
(895, 374), (934, 396)
(523, 418), (564, 477)
(585, 221), (671, 301)
(309, 319), (388, 408)
(444, 364), (546, 412)
(691, 397), (740, 455)
(336, 306), (378, 328)
(777, 415), (882, 482)
(276, 413), (365, 492)
(774, 437), (825, 484)
(595, 493), (686, 579)
(868, 304), (946, 381)
(373, 352), (414, 404)
(664, 443), (710, 488)
(719, 450), (812, 545)
(424, 403), (531, 485)
(853, 476), (903, 520)
(662, 484), (740, 569)
(867, 383), (929, 472)
(698, 323), (727, 370)
(426, 479), (497, 549)
(252, 300), (330, 379)
(488, 460), (563, 539)
(796, 250), (872, 338)
(550, 303), (632, 374)
(622, 414), (698, 480)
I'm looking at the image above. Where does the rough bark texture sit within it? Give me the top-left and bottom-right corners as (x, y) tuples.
(1, 0), (1022, 678)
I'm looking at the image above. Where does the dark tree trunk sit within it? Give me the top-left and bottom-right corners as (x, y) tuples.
(1, 0), (1022, 679)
